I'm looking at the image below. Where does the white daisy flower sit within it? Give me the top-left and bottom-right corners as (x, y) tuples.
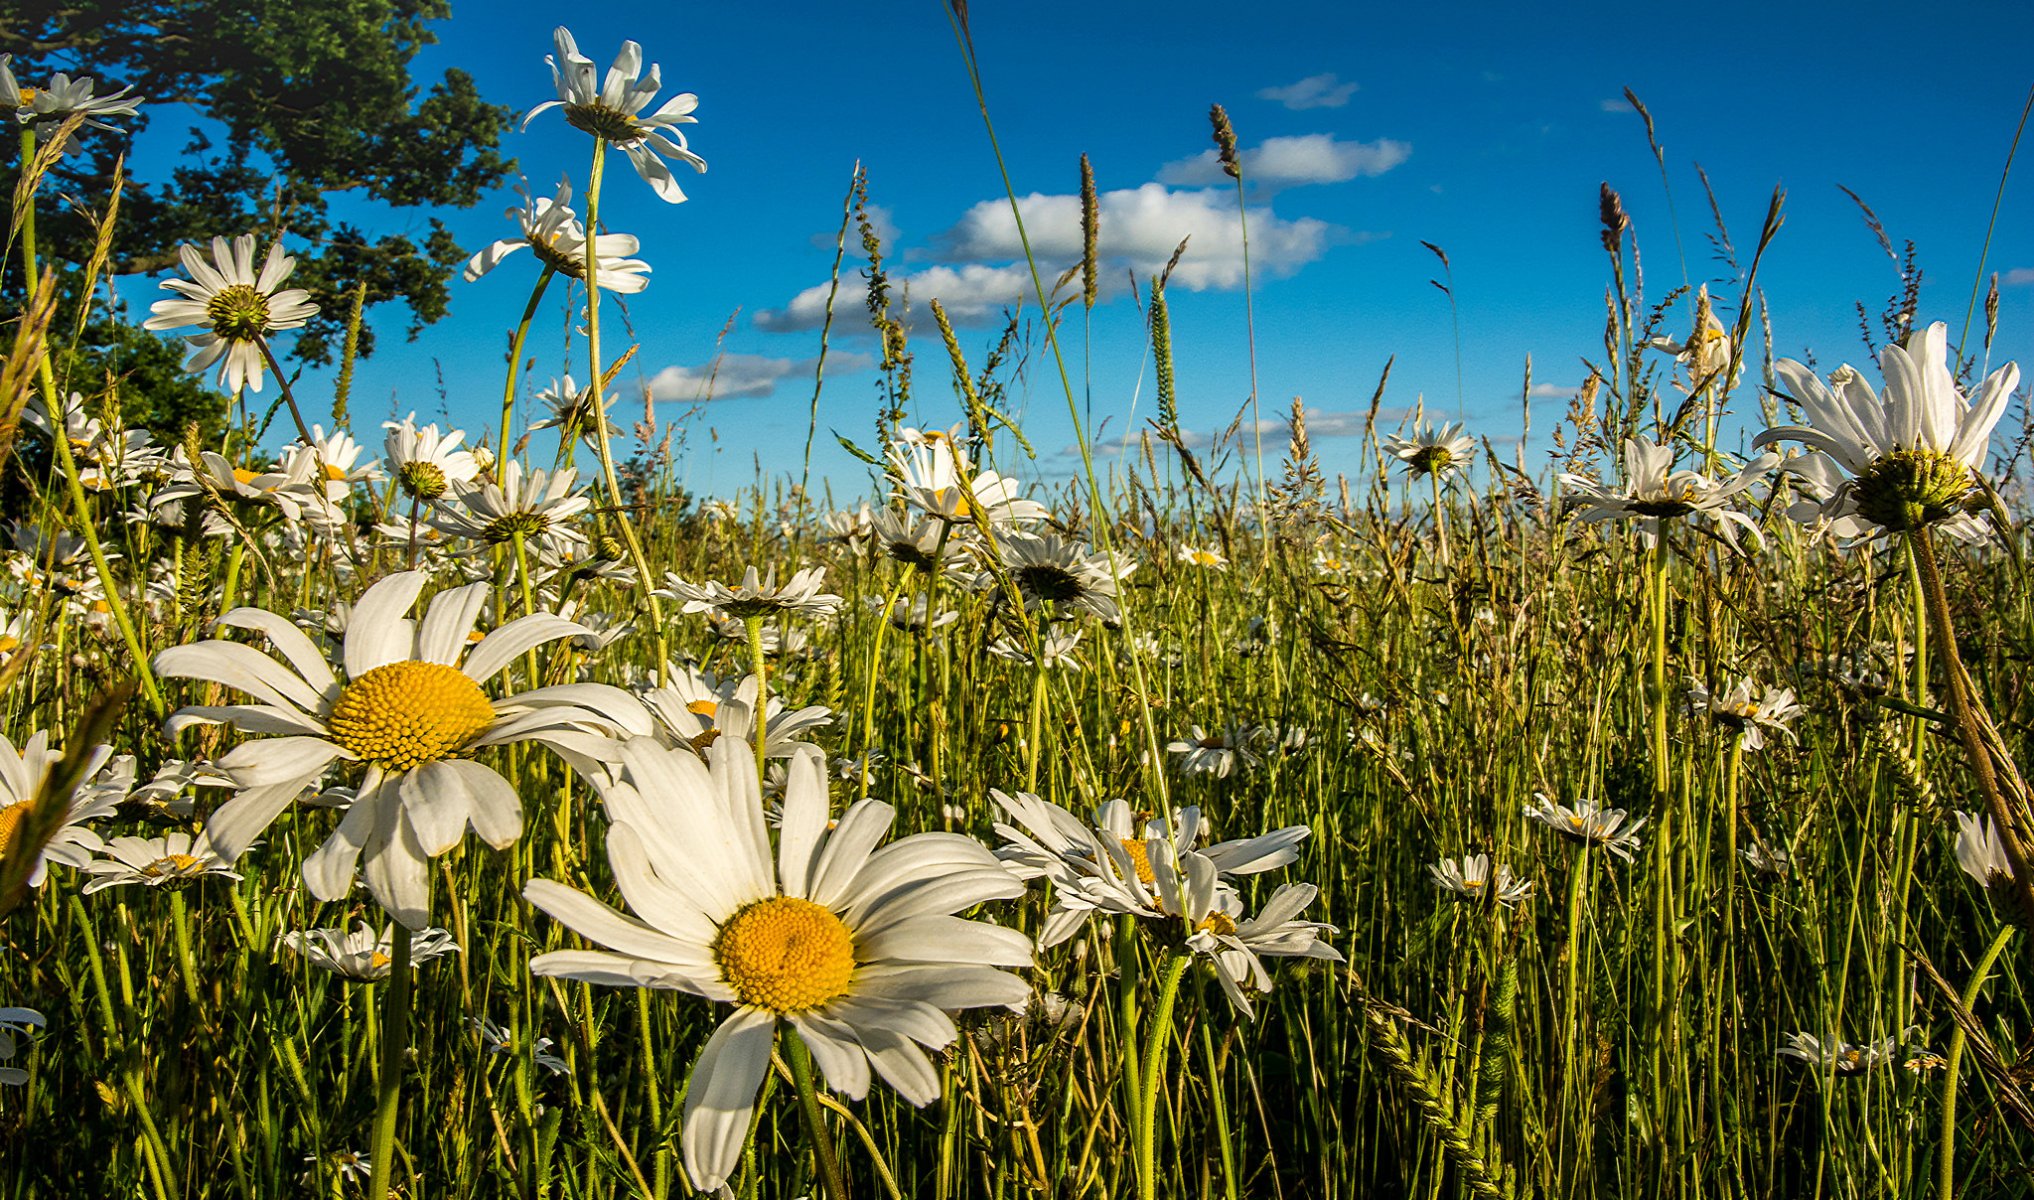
(1684, 676), (1803, 752)
(1742, 836), (1793, 878)
(523, 27), (707, 204)
(474, 1016), (572, 1076)
(639, 668), (833, 761)
(528, 375), (621, 446)
(383, 414), (481, 503)
(987, 626), (1084, 670)
(427, 463), (591, 559)
(1523, 793), (1646, 862)
(464, 178), (652, 293)
(0, 1006), (44, 1087)
(0, 731), (125, 888)
(153, 570), (651, 926)
(285, 425), (381, 501)
(1, 53), (141, 149)
(1175, 851), (1342, 1018)
(989, 531), (1130, 625)
(1382, 421), (1475, 479)
(658, 565), (841, 621)
(1175, 544), (1228, 570)
(1560, 435), (1776, 550)
(1777, 1031), (1894, 1075)
(1953, 811), (2017, 892)
(1165, 725), (1261, 779)
(871, 508), (972, 575)
(304, 1148), (372, 1183)
(80, 831), (241, 893)
(822, 504), (874, 551)
(280, 922), (462, 981)
(1756, 322), (2018, 534)
(870, 593), (957, 634)
(141, 235), (319, 395)
(150, 447), (340, 528)
(1428, 853), (1535, 909)
(1647, 285), (1735, 394)
(889, 427), (1047, 527)
(524, 737), (1031, 1192)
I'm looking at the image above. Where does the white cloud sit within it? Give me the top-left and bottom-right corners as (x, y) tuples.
(1527, 382), (1579, 399)
(753, 264), (1040, 333)
(1599, 97), (1635, 113)
(2002, 267), (2034, 286)
(647, 351), (873, 402)
(1058, 404), (1380, 460)
(1256, 73), (1358, 111)
(936, 182), (1339, 291)
(1157, 134), (1410, 189)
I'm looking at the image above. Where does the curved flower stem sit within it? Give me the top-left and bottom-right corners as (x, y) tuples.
(1431, 471), (1451, 571)
(15, 129), (165, 719)
(502, 265), (557, 462)
(581, 137), (670, 686)
(1023, 659), (1048, 794)
(857, 570), (908, 803)
(366, 923), (413, 1200)
(1559, 845), (1590, 1166)
(745, 615), (770, 785)
(1939, 924), (2014, 1200)
(785, 1025), (850, 1200)
(1135, 952), (1191, 1200)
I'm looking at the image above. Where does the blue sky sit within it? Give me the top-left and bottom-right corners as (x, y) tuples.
(108, 1), (2034, 499)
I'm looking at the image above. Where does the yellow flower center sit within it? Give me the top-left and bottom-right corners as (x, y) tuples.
(205, 283), (273, 343)
(686, 699), (719, 718)
(713, 896), (857, 1013)
(232, 467), (263, 487)
(323, 463), (350, 482)
(1119, 838), (1157, 886)
(143, 853), (205, 878)
(326, 661), (495, 772)
(369, 950), (392, 971)
(0, 636), (20, 654)
(1197, 911), (1239, 937)
(0, 804), (23, 853)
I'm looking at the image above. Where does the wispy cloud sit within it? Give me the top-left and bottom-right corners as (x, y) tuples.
(1256, 73), (1359, 111)
(2002, 267), (2034, 286)
(1156, 133), (1411, 190)
(754, 264), (1040, 333)
(647, 351), (873, 402)
(1599, 97), (1635, 113)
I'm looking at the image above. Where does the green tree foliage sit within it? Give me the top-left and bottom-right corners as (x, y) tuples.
(1, 0), (516, 370)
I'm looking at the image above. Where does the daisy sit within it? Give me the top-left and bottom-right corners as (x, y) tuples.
(383, 415), (481, 503)
(1560, 436), (1776, 550)
(822, 504), (874, 551)
(1, 54), (142, 148)
(1428, 854), (1535, 908)
(80, 831), (241, 893)
(1523, 793), (1646, 862)
(1756, 322), (2018, 534)
(1647, 285), (1735, 393)
(1176, 544), (1229, 570)
(640, 668), (833, 760)
(0, 731), (124, 887)
(1382, 421), (1475, 479)
(285, 425), (381, 501)
(871, 508), (971, 574)
(142, 235), (319, 395)
(524, 738), (1031, 1192)
(1684, 677), (1803, 752)
(464, 179), (651, 293)
(1777, 1031), (1894, 1075)
(988, 627), (1084, 670)
(0, 1007), (43, 1087)
(659, 565), (841, 621)
(1953, 811), (2016, 892)
(427, 463), (591, 559)
(524, 27), (707, 204)
(1166, 725), (1261, 779)
(281, 922), (462, 981)
(304, 1149), (372, 1184)
(889, 427), (1047, 527)
(871, 593), (958, 634)
(528, 375), (621, 446)
(154, 570), (651, 927)
(990, 531), (1130, 625)
(1174, 850), (1342, 1018)
(150, 448), (338, 528)
(1742, 837), (1793, 878)
(474, 1016), (571, 1076)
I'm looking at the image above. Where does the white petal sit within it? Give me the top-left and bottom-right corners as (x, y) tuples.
(776, 750), (828, 898)
(400, 761), (473, 858)
(788, 1013), (871, 1100)
(461, 613), (589, 682)
(417, 583), (490, 666)
(343, 572), (427, 678)
(523, 877), (712, 964)
(681, 1009), (777, 1192)
(807, 799), (895, 909)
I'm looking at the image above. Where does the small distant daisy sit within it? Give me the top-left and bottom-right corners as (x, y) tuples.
(384, 415), (481, 503)
(1382, 421), (1475, 480)
(639, 668), (833, 761)
(1166, 725), (1261, 779)
(991, 531), (1130, 625)
(872, 508), (970, 574)
(1647, 285), (1735, 393)
(870, 593), (957, 633)
(988, 627), (1084, 670)
(154, 570), (650, 926)
(151, 448), (338, 528)
(1, 54), (142, 149)
(0, 731), (124, 887)
(1428, 854), (1534, 908)
(659, 565), (841, 621)
(529, 375), (620, 446)
(474, 1016), (571, 1076)
(427, 463), (591, 559)
(465, 179), (651, 293)
(303, 1148), (372, 1183)
(281, 922), (462, 981)
(0, 1006), (44, 1086)
(889, 427), (1047, 527)
(1777, 1031), (1893, 1076)
(80, 831), (241, 893)
(142, 235), (318, 395)
(1684, 677), (1803, 751)
(1953, 811), (2017, 893)
(285, 425), (381, 500)
(1560, 436), (1776, 550)
(1742, 836), (1793, 878)
(524, 738), (1031, 1192)
(524, 27), (706, 204)
(1175, 852), (1341, 1018)
(1176, 544), (1228, 570)
(1523, 793), (1646, 862)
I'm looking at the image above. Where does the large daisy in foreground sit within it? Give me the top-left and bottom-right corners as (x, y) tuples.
(524, 738), (1030, 1191)
(155, 570), (649, 926)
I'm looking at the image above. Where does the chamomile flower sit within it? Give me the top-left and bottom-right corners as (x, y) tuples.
(990, 531), (1130, 625)
(639, 668), (833, 760)
(285, 426), (381, 500)
(872, 508), (971, 574)
(154, 570), (651, 926)
(1684, 677), (1803, 751)
(889, 427), (1047, 527)
(1756, 323), (2018, 534)
(383, 415), (481, 503)
(0, 731), (125, 887)
(529, 375), (620, 446)
(1, 54), (142, 148)
(988, 627), (1084, 670)
(142, 235), (318, 395)
(1647, 285), (1735, 393)
(80, 831), (241, 893)
(280, 922), (462, 981)
(524, 738), (1030, 1192)
(1777, 1031), (1894, 1075)
(151, 447), (339, 528)
(524, 27), (706, 204)
(1176, 544), (1228, 570)
(1175, 851), (1342, 1018)
(1428, 854), (1535, 908)
(1523, 793), (1646, 862)
(1953, 811), (2017, 892)
(1166, 725), (1261, 779)
(1560, 436), (1776, 550)
(1382, 422), (1475, 479)
(464, 179), (651, 293)
(870, 593), (958, 634)
(427, 463), (591, 559)
(658, 565), (841, 621)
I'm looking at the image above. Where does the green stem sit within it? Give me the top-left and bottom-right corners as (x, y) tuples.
(502, 265), (558, 461)
(746, 614), (769, 785)
(1135, 952), (1192, 1200)
(1023, 659), (1048, 794)
(785, 1026), (850, 1200)
(366, 923), (413, 1200)
(1939, 924), (2015, 1200)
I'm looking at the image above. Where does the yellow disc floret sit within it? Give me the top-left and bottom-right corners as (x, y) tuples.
(326, 661), (495, 772)
(143, 853), (206, 879)
(1197, 910), (1239, 938)
(1119, 838), (1157, 886)
(0, 803), (24, 853)
(713, 896), (857, 1013)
